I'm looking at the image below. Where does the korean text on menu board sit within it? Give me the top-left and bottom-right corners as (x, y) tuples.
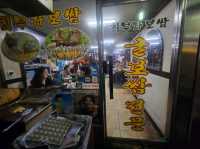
(123, 37), (152, 131)
(0, 7), (81, 30)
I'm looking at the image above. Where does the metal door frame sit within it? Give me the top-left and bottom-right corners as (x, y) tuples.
(169, 0), (200, 146)
(96, 0), (189, 146)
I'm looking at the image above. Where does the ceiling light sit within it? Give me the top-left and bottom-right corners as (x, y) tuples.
(88, 19), (116, 27)
(104, 39), (114, 44)
(138, 11), (144, 21)
(150, 42), (160, 45)
(115, 42), (128, 48)
(103, 20), (116, 24)
(146, 37), (160, 41)
(121, 0), (147, 4)
(90, 45), (98, 49)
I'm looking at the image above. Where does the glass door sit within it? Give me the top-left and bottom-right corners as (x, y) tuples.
(101, 0), (178, 142)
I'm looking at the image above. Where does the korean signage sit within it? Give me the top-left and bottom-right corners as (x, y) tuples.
(123, 36), (152, 131)
(112, 17), (169, 33)
(0, 7), (81, 31)
(0, 7), (83, 61)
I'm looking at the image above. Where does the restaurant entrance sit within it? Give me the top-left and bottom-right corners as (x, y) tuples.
(0, 0), (199, 148)
(97, 0), (186, 147)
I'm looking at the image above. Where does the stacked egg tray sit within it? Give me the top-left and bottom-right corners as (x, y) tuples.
(24, 116), (72, 146)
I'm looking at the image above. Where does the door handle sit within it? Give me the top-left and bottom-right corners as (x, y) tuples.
(108, 56), (114, 99)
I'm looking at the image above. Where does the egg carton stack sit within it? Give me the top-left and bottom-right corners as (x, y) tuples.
(24, 116), (72, 146)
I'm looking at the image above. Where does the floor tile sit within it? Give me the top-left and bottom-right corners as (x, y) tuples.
(105, 78), (161, 140)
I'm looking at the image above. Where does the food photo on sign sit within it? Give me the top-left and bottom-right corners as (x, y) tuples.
(0, 0), (99, 90)
(0, 0), (101, 148)
(0, 26), (97, 89)
(45, 27), (90, 60)
(1, 32), (40, 63)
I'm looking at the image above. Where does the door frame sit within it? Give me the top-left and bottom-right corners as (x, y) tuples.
(96, 0), (188, 145)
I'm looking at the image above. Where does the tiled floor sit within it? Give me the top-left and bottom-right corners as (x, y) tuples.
(105, 77), (161, 140)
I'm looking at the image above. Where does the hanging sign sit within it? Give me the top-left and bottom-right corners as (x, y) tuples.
(0, 7), (81, 30)
(123, 36), (152, 131)
(45, 27), (90, 60)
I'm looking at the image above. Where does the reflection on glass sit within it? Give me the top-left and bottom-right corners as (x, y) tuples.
(144, 29), (164, 71)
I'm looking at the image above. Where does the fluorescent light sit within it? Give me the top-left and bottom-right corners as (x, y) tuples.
(150, 42), (160, 45)
(115, 42), (128, 48)
(116, 43), (124, 48)
(104, 20), (116, 24)
(90, 45), (98, 49)
(88, 19), (116, 27)
(138, 11), (144, 21)
(88, 21), (96, 26)
(146, 37), (160, 41)
(104, 39), (114, 44)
